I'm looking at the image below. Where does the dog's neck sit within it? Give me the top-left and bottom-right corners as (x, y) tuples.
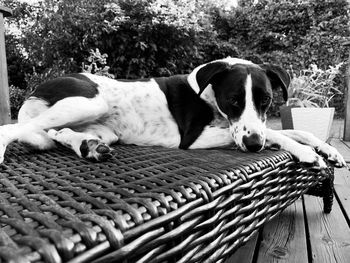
(187, 65), (216, 109)
(187, 64), (203, 94)
(187, 70), (226, 124)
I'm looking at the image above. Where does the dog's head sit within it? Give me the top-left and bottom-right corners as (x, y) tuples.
(190, 58), (290, 152)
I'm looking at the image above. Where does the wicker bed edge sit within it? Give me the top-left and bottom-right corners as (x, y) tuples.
(0, 143), (333, 263)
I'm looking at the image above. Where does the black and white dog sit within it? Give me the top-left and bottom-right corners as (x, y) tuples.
(0, 58), (346, 167)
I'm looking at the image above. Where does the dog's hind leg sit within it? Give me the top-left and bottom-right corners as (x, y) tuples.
(18, 98), (50, 123)
(0, 95), (109, 163)
(17, 98), (56, 150)
(48, 125), (119, 161)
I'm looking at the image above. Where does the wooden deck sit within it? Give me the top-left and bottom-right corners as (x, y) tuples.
(225, 137), (350, 263)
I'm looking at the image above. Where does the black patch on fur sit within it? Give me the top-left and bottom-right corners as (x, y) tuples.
(30, 73), (98, 106)
(249, 67), (273, 118)
(195, 62), (289, 123)
(209, 64), (248, 122)
(259, 64), (290, 101)
(80, 139), (89, 158)
(196, 62), (229, 95)
(155, 75), (214, 149)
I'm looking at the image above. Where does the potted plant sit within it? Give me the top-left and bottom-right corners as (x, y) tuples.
(280, 63), (343, 141)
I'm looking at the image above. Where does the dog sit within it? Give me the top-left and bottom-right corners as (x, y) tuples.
(0, 57), (346, 168)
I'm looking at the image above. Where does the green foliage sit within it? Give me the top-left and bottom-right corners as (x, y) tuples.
(214, 0), (349, 69)
(9, 85), (27, 119)
(213, 0), (349, 116)
(3, 0), (349, 118)
(25, 64), (67, 93)
(83, 48), (115, 78)
(287, 63), (343, 108)
(5, 33), (33, 89)
(4, 0), (232, 81)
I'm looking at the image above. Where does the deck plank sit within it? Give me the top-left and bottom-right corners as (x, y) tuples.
(342, 141), (350, 150)
(334, 167), (350, 229)
(334, 167), (350, 186)
(226, 138), (350, 263)
(256, 199), (308, 263)
(329, 138), (350, 162)
(224, 233), (258, 263)
(304, 194), (350, 263)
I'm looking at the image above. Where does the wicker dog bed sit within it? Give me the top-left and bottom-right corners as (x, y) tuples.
(0, 143), (333, 263)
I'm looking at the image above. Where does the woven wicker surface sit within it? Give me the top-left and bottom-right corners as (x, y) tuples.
(0, 143), (330, 263)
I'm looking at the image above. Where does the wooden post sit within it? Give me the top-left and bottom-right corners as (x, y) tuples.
(343, 41), (350, 141)
(0, 6), (12, 125)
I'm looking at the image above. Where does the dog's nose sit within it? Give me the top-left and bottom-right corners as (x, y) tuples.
(242, 133), (264, 152)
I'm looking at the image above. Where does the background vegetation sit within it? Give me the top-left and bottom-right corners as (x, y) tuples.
(2, 0), (349, 117)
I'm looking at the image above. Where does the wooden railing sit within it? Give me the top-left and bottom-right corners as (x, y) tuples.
(343, 41), (350, 141)
(0, 6), (12, 125)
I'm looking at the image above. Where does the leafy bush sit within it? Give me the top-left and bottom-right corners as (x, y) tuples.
(287, 63), (343, 108)
(213, 0), (349, 116)
(3, 0), (349, 118)
(25, 64), (67, 93)
(215, 0), (349, 70)
(82, 48), (115, 78)
(9, 85), (27, 118)
(4, 0), (221, 79)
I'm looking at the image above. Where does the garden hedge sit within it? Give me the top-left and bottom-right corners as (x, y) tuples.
(3, 0), (349, 118)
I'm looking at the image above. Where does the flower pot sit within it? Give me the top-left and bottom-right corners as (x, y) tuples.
(280, 106), (294, 129)
(280, 106), (334, 141)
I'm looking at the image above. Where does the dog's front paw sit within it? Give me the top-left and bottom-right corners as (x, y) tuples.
(293, 145), (327, 168)
(80, 139), (112, 162)
(317, 143), (346, 168)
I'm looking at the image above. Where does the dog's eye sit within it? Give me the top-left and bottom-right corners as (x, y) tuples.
(230, 98), (239, 107)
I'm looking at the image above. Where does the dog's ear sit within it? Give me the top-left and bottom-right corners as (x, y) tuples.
(196, 62), (229, 95)
(259, 64), (290, 102)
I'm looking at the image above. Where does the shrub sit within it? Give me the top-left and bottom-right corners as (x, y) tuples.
(213, 0), (349, 117)
(9, 85), (27, 119)
(82, 48), (115, 78)
(214, 0), (349, 70)
(3, 0), (349, 118)
(287, 63), (343, 108)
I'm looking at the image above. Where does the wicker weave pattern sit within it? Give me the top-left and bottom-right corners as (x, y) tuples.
(0, 143), (331, 263)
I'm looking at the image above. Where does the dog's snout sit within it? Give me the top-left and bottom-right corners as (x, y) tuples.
(242, 133), (264, 152)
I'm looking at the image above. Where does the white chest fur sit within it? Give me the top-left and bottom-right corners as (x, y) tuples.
(83, 74), (181, 147)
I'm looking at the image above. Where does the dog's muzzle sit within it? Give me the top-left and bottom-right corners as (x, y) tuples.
(242, 133), (264, 152)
